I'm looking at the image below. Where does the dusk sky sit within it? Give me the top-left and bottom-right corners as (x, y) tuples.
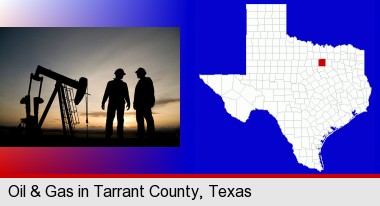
(0, 28), (180, 130)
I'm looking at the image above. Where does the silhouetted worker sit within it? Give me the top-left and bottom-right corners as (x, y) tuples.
(134, 67), (155, 138)
(102, 68), (130, 138)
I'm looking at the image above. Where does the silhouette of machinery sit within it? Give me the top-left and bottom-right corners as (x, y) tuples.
(19, 65), (87, 136)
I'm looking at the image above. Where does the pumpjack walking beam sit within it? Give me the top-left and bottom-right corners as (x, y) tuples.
(20, 65), (88, 137)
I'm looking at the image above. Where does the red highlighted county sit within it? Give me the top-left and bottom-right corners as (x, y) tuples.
(319, 59), (326, 67)
(200, 4), (371, 171)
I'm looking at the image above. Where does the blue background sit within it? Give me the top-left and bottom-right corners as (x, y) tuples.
(0, 0), (378, 174)
(194, 0), (379, 173)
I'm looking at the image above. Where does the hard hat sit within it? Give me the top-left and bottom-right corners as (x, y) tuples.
(114, 68), (126, 75)
(135, 67), (146, 75)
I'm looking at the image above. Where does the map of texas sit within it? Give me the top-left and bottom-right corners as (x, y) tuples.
(199, 4), (371, 171)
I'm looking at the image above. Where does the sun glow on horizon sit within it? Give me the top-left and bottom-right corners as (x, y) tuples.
(0, 28), (180, 131)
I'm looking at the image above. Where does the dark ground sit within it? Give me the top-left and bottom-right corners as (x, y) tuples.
(0, 126), (180, 147)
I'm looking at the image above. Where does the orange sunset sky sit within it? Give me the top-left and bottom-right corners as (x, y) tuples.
(0, 28), (179, 130)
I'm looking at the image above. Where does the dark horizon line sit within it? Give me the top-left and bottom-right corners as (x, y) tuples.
(0, 125), (180, 131)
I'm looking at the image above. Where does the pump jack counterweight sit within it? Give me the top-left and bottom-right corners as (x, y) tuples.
(19, 65), (88, 137)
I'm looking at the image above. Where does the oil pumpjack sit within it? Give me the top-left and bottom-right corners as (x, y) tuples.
(19, 65), (88, 137)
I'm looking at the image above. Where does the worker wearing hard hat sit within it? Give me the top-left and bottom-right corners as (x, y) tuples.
(102, 68), (131, 138)
(133, 67), (155, 138)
